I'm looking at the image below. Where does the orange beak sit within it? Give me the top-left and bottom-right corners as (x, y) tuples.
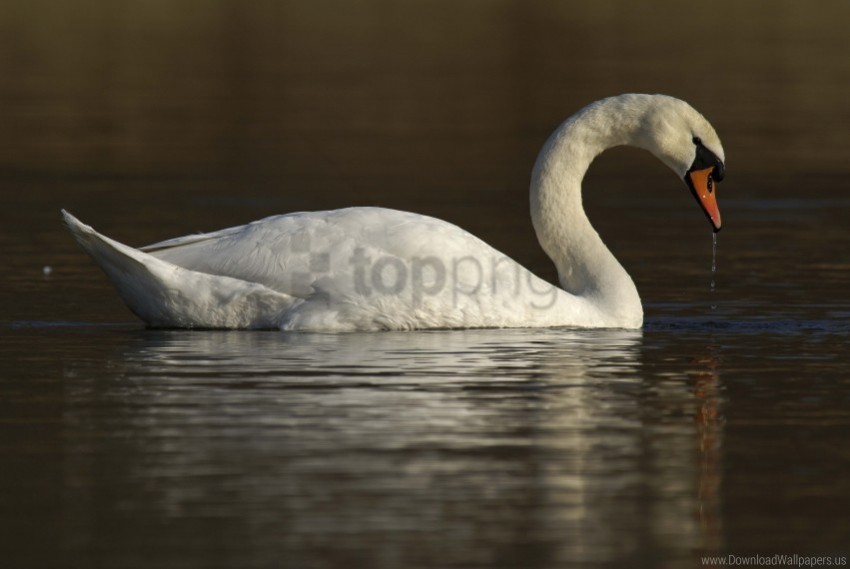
(686, 167), (722, 232)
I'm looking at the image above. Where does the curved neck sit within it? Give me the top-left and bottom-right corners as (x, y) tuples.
(529, 96), (650, 326)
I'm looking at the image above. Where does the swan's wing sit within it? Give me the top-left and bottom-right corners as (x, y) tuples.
(139, 225), (247, 253)
(146, 209), (352, 295)
(62, 210), (299, 328)
(146, 207), (496, 295)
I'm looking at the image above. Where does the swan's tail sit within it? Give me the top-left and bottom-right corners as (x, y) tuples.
(61, 210), (296, 328)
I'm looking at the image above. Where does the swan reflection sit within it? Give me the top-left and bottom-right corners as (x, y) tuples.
(124, 327), (641, 382)
(62, 328), (723, 565)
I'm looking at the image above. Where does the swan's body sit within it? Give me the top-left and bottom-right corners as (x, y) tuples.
(64, 94), (725, 331)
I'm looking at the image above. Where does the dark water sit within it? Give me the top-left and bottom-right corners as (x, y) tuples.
(2, 1), (850, 567)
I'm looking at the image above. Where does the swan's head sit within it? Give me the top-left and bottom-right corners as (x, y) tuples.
(635, 95), (726, 232)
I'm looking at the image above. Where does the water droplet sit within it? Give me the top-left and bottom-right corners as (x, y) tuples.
(710, 232), (717, 310)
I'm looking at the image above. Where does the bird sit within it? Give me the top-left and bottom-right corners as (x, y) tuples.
(63, 93), (725, 331)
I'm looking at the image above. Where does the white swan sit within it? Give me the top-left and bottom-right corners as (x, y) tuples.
(63, 94), (725, 331)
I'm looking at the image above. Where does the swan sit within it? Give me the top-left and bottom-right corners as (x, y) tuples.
(63, 93), (725, 331)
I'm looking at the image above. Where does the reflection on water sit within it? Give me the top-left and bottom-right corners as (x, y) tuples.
(691, 347), (724, 553)
(46, 328), (721, 567)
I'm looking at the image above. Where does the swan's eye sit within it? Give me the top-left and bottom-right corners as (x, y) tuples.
(693, 136), (702, 145)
